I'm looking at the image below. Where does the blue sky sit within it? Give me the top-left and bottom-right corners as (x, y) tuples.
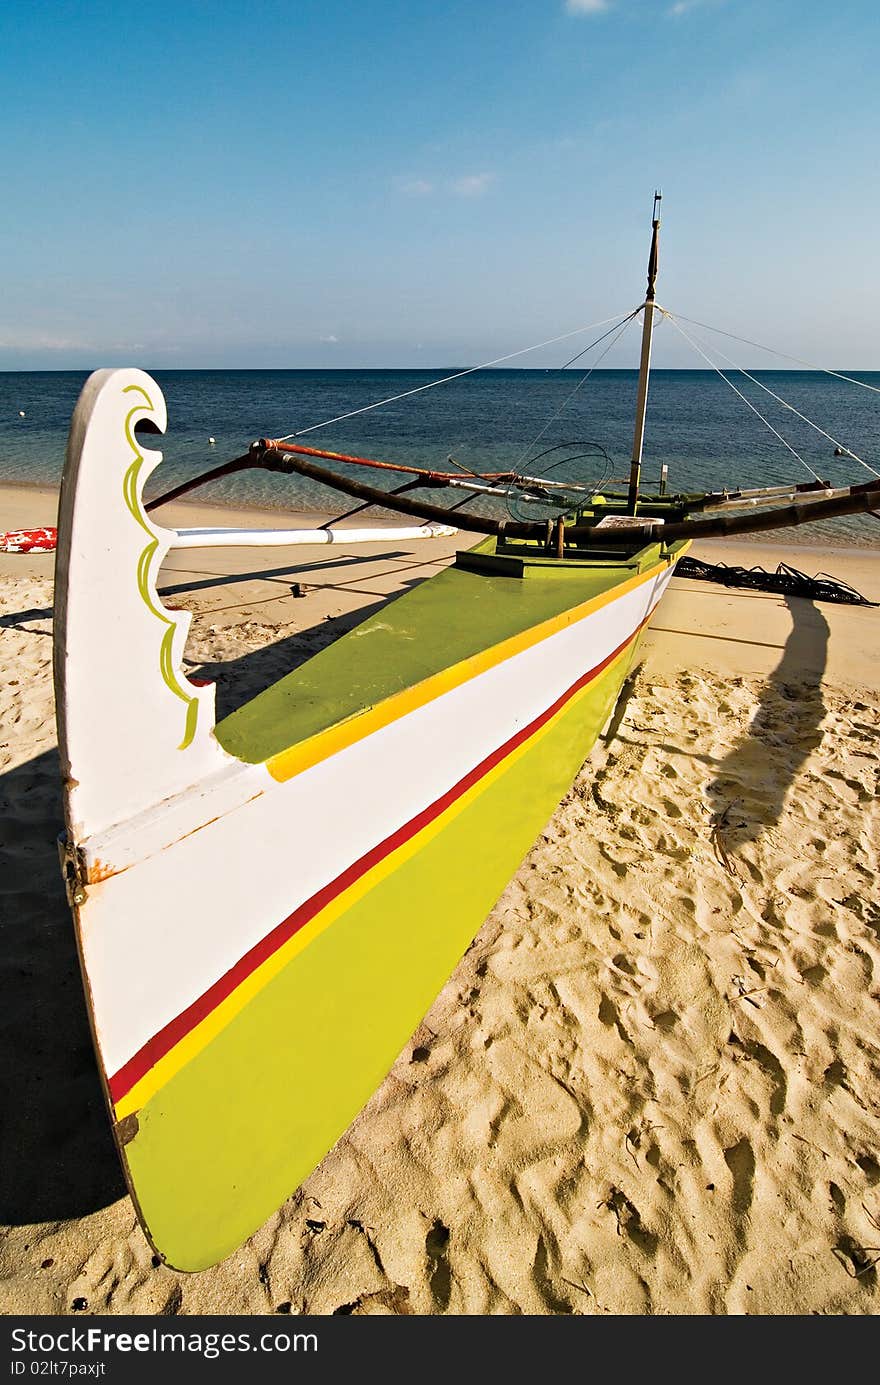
(2, 0), (879, 369)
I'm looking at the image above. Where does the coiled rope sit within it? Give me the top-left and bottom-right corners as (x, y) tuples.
(677, 556), (877, 606)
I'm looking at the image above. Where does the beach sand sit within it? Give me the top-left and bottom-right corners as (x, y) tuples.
(1, 481), (879, 1315)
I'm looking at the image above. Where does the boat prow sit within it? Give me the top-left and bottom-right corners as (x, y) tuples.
(54, 368), (685, 1269)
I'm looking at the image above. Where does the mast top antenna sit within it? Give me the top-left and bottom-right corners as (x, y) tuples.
(653, 190), (662, 225)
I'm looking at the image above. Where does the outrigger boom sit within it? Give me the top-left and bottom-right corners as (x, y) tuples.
(169, 521), (457, 549)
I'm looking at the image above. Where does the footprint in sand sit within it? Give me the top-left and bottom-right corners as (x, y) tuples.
(823, 1057), (847, 1089)
(533, 1233), (573, 1314)
(801, 963), (827, 986)
(723, 1138), (755, 1217)
(741, 1038), (787, 1117)
(425, 1220), (451, 1312)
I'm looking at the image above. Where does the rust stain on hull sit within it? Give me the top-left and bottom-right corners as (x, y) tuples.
(115, 1111), (139, 1146)
(87, 858), (116, 884)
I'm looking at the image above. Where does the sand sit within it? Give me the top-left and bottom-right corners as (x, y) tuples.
(1, 481), (879, 1315)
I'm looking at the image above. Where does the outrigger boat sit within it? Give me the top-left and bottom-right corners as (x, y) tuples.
(47, 199), (880, 1271)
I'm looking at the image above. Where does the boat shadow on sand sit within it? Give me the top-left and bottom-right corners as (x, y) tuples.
(0, 743), (126, 1224)
(705, 594), (831, 852)
(174, 558), (427, 720)
(0, 566), (428, 1224)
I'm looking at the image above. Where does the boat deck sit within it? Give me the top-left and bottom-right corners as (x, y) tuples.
(214, 537), (670, 765)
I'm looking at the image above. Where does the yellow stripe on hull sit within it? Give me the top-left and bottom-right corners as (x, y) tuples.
(266, 559), (668, 783)
(115, 634), (637, 1121)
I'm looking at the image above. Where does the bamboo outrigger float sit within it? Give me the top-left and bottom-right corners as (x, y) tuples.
(51, 200), (879, 1271)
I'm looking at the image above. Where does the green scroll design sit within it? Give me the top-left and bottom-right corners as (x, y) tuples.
(121, 383), (199, 750)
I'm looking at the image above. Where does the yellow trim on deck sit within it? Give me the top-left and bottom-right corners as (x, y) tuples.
(267, 557), (671, 784)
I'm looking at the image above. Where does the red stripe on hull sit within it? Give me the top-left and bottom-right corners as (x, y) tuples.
(108, 601), (656, 1105)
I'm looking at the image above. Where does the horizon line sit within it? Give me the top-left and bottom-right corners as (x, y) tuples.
(3, 364), (879, 375)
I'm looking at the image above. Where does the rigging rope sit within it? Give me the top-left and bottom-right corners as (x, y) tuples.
(661, 310), (879, 479)
(274, 309), (637, 442)
(512, 309), (640, 474)
(662, 313), (825, 483)
(659, 309), (880, 400)
(558, 308), (640, 371)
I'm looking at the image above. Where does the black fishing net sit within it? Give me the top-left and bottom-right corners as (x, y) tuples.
(676, 557), (878, 607)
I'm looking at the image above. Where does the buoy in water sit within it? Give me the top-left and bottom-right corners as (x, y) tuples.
(18, 411), (25, 417)
(208, 437), (216, 445)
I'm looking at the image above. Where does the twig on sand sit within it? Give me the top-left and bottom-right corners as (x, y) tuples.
(710, 800), (743, 877)
(833, 1206), (880, 1279)
(730, 974), (766, 1008)
(561, 1276), (593, 1300)
(838, 1205), (880, 1279)
(625, 1121), (665, 1167)
(791, 1132), (831, 1161)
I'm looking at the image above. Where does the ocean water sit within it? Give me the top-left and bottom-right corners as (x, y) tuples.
(1, 368), (878, 547)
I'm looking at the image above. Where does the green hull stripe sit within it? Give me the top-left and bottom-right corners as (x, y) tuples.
(125, 638), (640, 1271)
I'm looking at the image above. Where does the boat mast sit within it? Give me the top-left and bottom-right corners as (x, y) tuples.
(627, 192), (662, 514)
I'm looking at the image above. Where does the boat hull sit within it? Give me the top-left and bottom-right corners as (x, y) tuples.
(131, 634), (642, 1266)
(94, 561), (675, 1269)
(55, 368), (684, 1271)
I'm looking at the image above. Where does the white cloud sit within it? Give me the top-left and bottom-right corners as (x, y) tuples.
(394, 172), (495, 199)
(565, 0), (610, 14)
(397, 178), (434, 196)
(0, 329), (92, 351)
(451, 172), (495, 197)
(320, 334), (339, 344)
(668, 0), (721, 15)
